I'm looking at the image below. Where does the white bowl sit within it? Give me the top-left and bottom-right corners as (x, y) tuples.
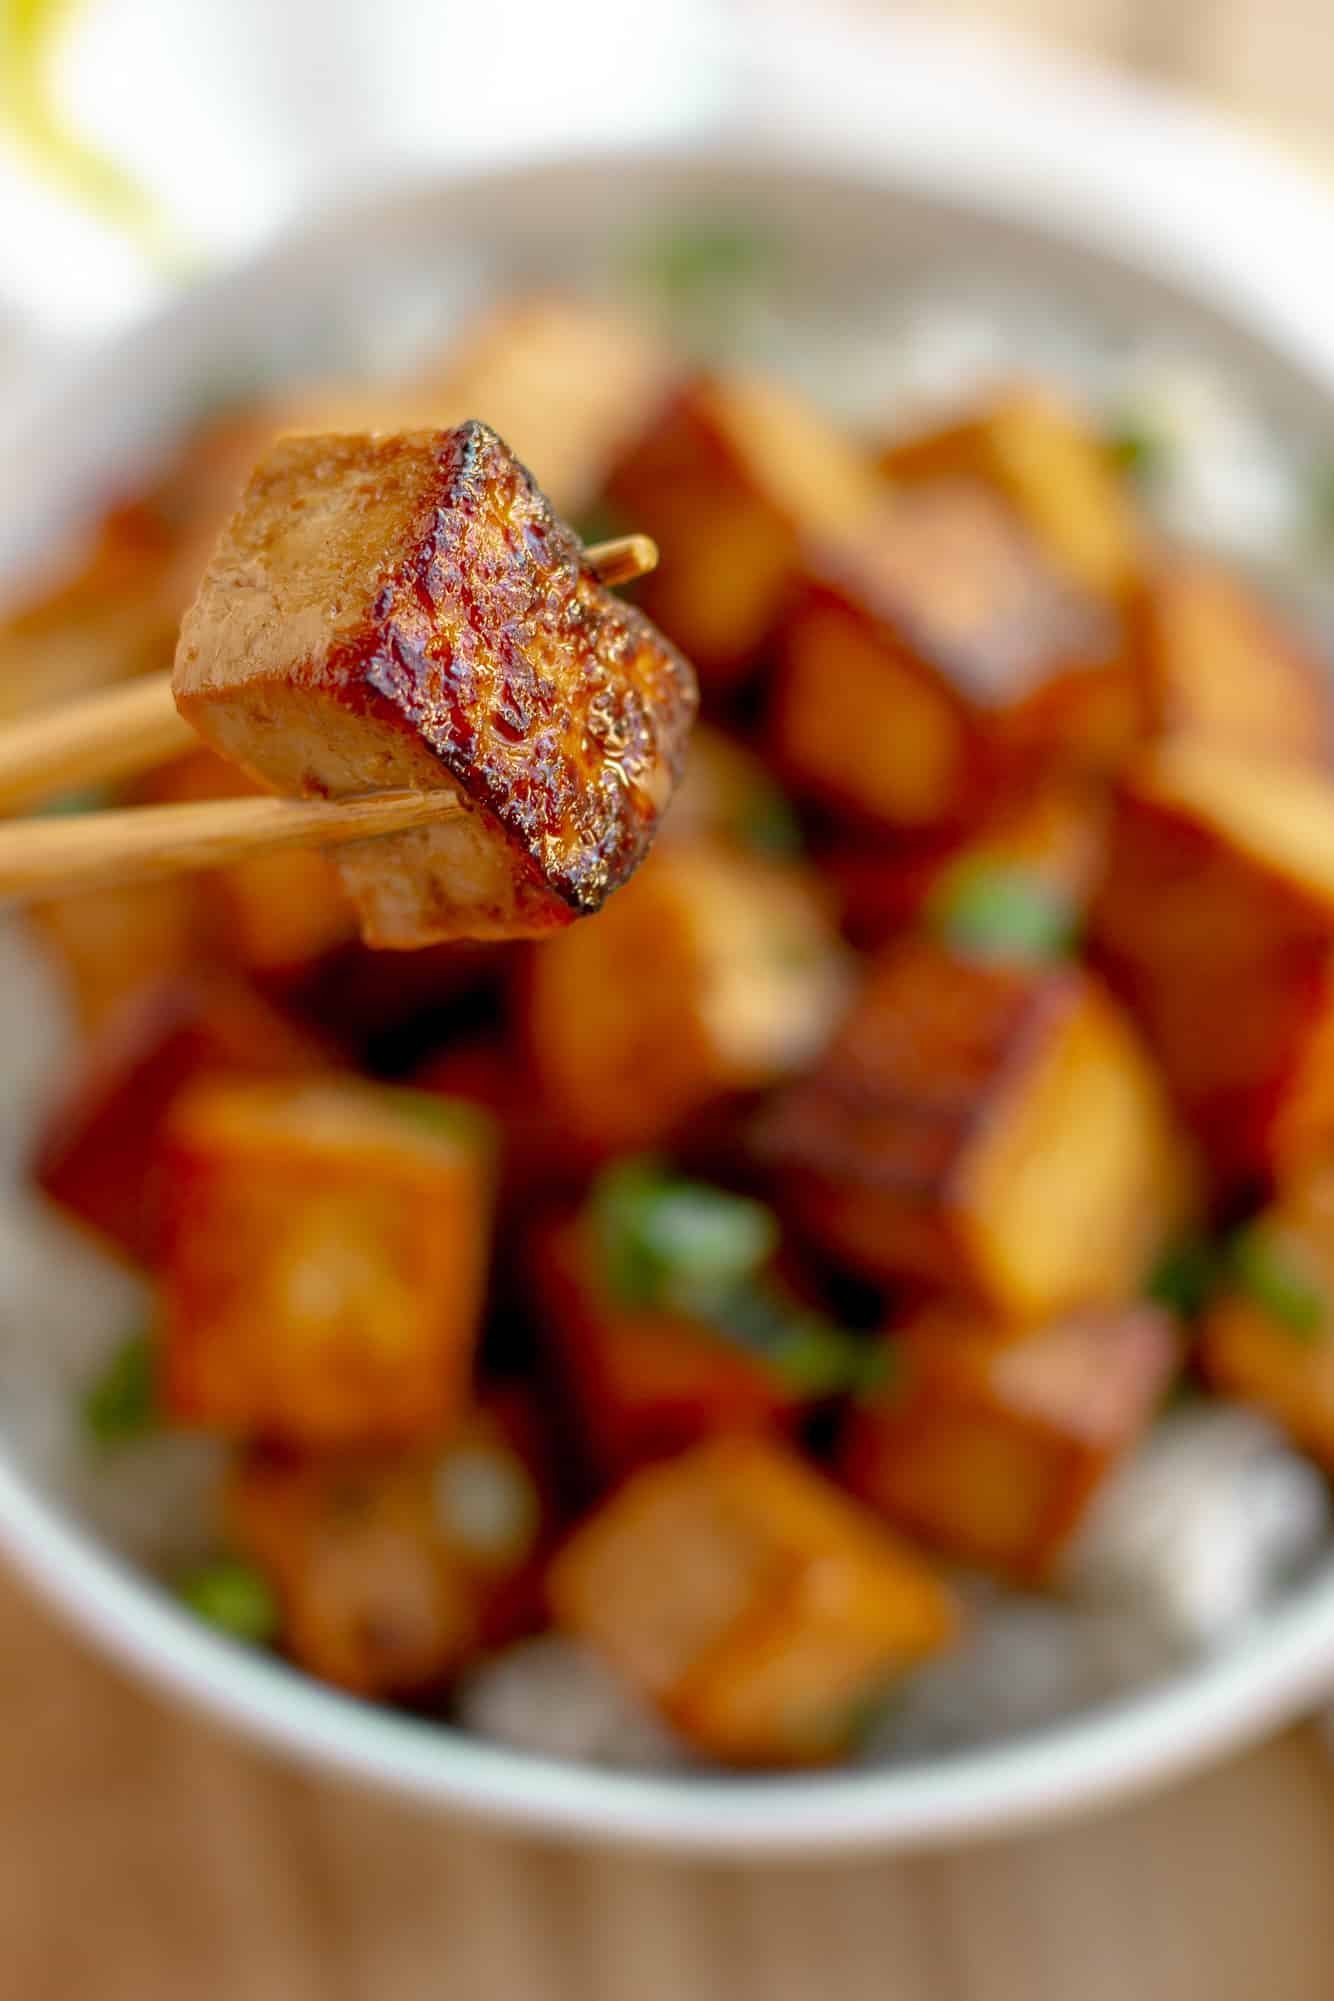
(6, 42), (1334, 1853)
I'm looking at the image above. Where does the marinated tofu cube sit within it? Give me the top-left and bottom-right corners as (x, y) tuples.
(758, 939), (1196, 1319)
(174, 423), (697, 947)
(534, 1210), (803, 1482)
(524, 840), (851, 1157)
(549, 1435), (957, 1766)
(826, 777), (1109, 957)
(33, 976), (321, 1264)
(607, 372), (882, 689)
(1201, 1172), (1334, 1465)
(1139, 556), (1330, 766)
(160, 1076), (496, 1446)
(227, 1397), (549, 1696)
(1092, 742), (1334, 1187)
(880, 384), (1143, 604)
(422, 296), (675, 519)
(841, 1302), (1179, 1580)
(770, 483), (1136, 834)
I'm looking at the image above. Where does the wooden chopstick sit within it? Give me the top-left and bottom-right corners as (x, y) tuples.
(0, 790), (462, 899)
(0, 533), (657, 814)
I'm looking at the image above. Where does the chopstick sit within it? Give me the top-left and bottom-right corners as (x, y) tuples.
(0, 790), (463, 899)
(0, 533), (657, 814)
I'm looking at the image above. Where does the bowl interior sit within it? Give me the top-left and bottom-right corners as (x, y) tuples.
(4, 148), (1334, 1852)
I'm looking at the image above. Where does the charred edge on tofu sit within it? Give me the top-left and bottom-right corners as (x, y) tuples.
(346, 422), (698, 916)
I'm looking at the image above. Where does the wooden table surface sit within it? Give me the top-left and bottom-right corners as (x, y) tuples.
(10, 6), (1334, 1996)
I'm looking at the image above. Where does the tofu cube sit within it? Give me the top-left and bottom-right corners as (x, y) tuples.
(1092, 742), (1334, 1187)
(758, 939), (1197, 1319)
(879, 384), (1143, 604)
(841, 1302), (1179, 1580)
(770, 482), (1136, 834)
(524, 840), (851, 1157)
(534, 1213), (803, 1481)
(1201, 1172), (1334, 1465)
(549, 1436), (957, 1766)
(33, 975), (321, 1264)
(160, 1076), (496, 1446)
(173, 423), (697, 947)
(1139, 557), (1330, 766)
(607, 372), (882, 689)
(227, 1396), (550, 1696)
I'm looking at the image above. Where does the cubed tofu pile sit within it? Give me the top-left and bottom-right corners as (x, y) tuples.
(23, 289), (1334, 1773)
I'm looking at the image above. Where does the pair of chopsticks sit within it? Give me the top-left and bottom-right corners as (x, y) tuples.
(0, 534), (656, 901)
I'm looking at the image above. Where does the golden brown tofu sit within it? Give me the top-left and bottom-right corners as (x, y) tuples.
(535, 1213), (805, 1481)
(1092, 742), (1334, 1187)
(770, 483), (1136, 834)
(174, 423), (697, 946)
(524, 840), (851, 1157)
(841, 1302), (1179, 1580)
(227, 1398), (550, 1696)
(826, 777), (1109, 956)
(608, 372), (882, 689)
(33, 975), (322, 1265)
(880, 384), (1143, 604)
(1201, 1172), (1334, 1465)
(549, 1436), (957, 1766)
(160, 1076), (496, 1446)
(758, 939), (1197, 1320)
(1139, 556), (1330, 766)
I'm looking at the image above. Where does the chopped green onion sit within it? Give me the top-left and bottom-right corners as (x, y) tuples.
(384, 1088), (490, 1148)
(594, 1159), (779, 1313)
(176, 1558), (279, 1645)
(37, 786), (114, 818)
(707, 1280), (891, 1398)
(1146, 1237), (1222, 1319)
(928, 860), (1078, 964)
(627, 218), (782, 308)
(1106, 417), (1167, 485)
(1309, 457), (1334, 545)
(82, 1329), (156, 1445)
(1229, 1223), (1327, 1341)
(735, 781), (803, 859)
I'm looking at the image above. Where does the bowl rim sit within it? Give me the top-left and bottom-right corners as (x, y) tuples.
(7, 31), (1334, 1854)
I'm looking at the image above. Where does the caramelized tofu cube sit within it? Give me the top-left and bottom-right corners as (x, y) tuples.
(160, 1076), (496, 1446)
(534, 1214), (803, 1480)
(759, 940), (1196, 1319)
(841, 1302), (1179, 1580)
(826, 777), (1109, 957)
(227, 1399), (549, 1696)
(422, 296), (675, 519)
(1201, 1174), (1334, 1465)
(174, 423), (697, 947)
(1092, 743), (1334, 1186)
(549, 1436), (957, 1766)
(1139, 557), (1330, 766)
(880, 384), (1143, 604)
(32, 976), (321, 1264)
(771, 484), (1136, 834)
(608, 372), (882, 689)
(525, 841), (850, 1157)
